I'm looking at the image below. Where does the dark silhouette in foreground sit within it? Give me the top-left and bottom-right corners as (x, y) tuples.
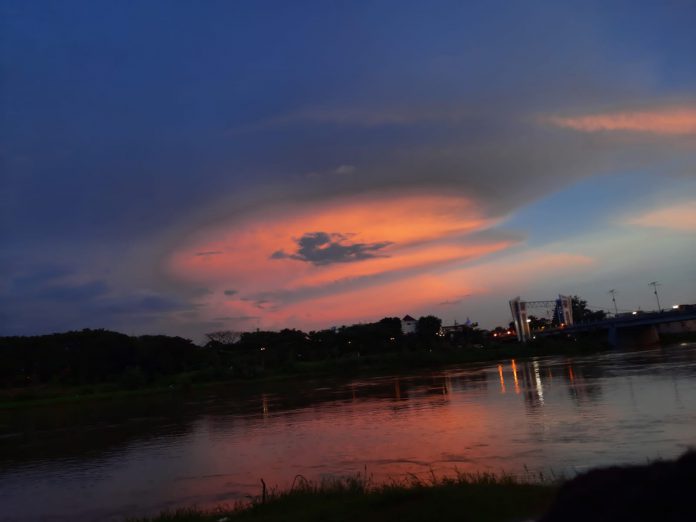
(540, 451), (696, 522)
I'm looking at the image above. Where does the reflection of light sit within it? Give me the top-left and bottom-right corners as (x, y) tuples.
(511, 359), (520, 394)
(498, 364), (506, 394)
(533, 361), (544, 404)
(394, 378), (401, 400)
(568, 365), (575, 383)
(261, 394), (269, 418)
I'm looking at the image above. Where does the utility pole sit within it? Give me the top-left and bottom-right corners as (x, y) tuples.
(609, 289), (618, 316)
(649, 281), (662, 312)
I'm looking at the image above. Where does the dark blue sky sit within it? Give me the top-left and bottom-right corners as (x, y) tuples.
(2, 0), (695, 339)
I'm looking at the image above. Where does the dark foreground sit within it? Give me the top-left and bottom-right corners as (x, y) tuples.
(128, 473), (557, 522)
(131, 452), (696, 522)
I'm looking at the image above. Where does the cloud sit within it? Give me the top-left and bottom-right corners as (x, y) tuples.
(213, 315), (259, 322)
(334, 164), (356, 175)
(624, 200), (696, 231)
(223, 289), (238, 296)
(41, 280), (110, 301)
(195, 251), (224, 257)
(438, 295), (471, 306)
(545, 106), (696, 135)
(271, 232), (392, 266)
(0, 265), (193, 335)
(234, 106), (478, 132)
(164, 191), (524, 328)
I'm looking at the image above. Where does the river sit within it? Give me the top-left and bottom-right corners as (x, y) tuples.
(2, 343), (696, 521)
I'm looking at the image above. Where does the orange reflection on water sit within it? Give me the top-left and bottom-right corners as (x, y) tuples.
(498, 364), (506, 394)
(511, 359), (520, 394)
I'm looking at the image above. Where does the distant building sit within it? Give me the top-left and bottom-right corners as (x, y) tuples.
(401, 315), (417, 335)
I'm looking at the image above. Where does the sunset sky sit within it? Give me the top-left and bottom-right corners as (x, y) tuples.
(1, 0), (695, 340)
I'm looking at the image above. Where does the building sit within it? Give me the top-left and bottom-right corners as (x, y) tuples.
(401, 315), (417, 335)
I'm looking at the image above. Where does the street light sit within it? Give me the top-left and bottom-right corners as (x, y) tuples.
(608, 289), (618, 316)
(649, 281), (662, 312)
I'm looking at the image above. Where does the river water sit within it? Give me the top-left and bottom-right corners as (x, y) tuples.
(2, 343), (696, 521)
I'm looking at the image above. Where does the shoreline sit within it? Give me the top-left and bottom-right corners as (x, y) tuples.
(126, 471), (559, 522)
(3, 335), (694, 410)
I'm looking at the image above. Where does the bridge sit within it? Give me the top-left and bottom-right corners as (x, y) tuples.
(534, 307), (696, 348)
(509, 295), (696, 347)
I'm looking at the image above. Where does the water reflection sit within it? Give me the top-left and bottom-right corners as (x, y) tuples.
(1, 343), (696, 521)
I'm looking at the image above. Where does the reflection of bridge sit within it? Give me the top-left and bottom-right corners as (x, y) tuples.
(536, 308), (696, 348)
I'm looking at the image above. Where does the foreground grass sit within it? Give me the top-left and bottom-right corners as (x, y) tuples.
(127, 472), (559, 522)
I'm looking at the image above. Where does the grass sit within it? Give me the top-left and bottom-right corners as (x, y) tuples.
(127, 470), (559, 522)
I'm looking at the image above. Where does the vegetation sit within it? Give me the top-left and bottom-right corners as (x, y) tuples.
(0, 303), (617, 407)
(127, 471), (558, 522)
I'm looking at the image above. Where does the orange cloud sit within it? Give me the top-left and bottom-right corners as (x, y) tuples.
(167, 193), (496, 287)
(546, 106), (696, 135)
(164, 190), (606, 330)
(165, 192), (522, 327)
(625, 201), (696, 231)
(211, 250), (595, 330)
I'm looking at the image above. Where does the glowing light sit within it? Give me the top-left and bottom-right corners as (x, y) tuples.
(498, 364), (506, 394)
(533, 361), (544, 404)
(511, 359), (520, 395)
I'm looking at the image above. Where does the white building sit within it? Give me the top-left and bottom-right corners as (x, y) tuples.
(401, 315), (417, 335)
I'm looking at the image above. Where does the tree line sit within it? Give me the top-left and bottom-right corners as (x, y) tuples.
(1, 315), (488, 389)
(0, 296), (603, 391)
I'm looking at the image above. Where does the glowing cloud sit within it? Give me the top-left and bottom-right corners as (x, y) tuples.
(166, 192), (520, 328)
(625, 201), (696, 231)
(546, 106), (696, 135)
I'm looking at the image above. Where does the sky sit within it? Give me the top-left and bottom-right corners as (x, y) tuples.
(1, 0), (695, 341)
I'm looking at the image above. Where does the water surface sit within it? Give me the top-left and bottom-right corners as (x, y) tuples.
(1, 343), (695, 521)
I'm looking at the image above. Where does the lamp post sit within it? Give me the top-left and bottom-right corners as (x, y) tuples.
(649, 281), (662, 312)
(609, 289), (618, 316)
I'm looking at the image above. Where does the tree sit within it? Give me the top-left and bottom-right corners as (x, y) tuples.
(417, 315), (442, 339)
(204, 330), (241, 347)
(570, 296), (606, 323)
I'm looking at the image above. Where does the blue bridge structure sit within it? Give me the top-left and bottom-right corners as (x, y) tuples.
(535, 307), (696, 347)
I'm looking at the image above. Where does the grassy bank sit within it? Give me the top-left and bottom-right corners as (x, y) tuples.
(128, 472), (558, 522)
(0, 336), (610, 409)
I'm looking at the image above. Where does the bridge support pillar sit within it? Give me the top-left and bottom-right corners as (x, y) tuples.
(610, 325), (660, 349)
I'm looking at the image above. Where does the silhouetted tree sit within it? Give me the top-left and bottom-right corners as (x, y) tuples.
(204, 330), (241, 347)
(528, 315), (551, 330)
(417, 315), (442, 339)
(570, 296), (606, 323)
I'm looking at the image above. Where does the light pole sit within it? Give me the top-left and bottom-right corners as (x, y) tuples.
(649, 281), (662, 312)
(609, 289), (618, 316)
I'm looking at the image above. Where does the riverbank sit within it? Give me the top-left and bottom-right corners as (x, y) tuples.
(128, 472), (558, 522)
(129, 448), (696, 522)
(0, 335), (611, 409)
